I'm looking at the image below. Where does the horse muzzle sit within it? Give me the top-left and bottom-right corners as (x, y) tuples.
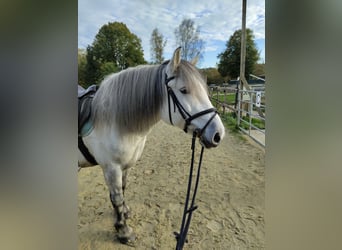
(197, 122), (225, 148)
(199, 132), (221, 148)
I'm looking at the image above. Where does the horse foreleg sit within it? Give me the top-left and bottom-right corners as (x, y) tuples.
(102, 164), (135, 244)
(122, 169), (131, 219)
(110, 193), (134, 243)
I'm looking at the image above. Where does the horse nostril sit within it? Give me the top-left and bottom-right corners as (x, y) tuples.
(212, 132), (221, 144)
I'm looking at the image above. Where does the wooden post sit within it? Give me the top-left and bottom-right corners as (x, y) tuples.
(240, 0), (247, 87)
(239, 0), (251, 120)
(216, 88), (219, 110)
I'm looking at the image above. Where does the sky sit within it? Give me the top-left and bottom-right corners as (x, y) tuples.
(78, 0), (265, 68)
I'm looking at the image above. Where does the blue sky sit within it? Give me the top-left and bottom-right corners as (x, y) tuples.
(78, 0), (265, 68)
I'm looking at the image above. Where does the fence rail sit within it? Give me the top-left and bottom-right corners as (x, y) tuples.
(209, 85), (265, 147)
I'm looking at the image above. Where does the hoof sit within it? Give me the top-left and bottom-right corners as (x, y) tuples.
(124, 210), (131, 219)
(117, 226), (136, 244)
(117, 233), (136, 244)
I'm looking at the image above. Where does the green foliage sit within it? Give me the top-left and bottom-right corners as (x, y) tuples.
(85, 22), (146, 85)
(215, 92), (236, 104)
(99, 62), (118, 79)
(253, 63), (265, 77)
(85, 45), (101, 85)
(251, 117), (265, 129)
(78, 49), (88, 87)
(174, 18), (205, 63)
(240, 116), (265, 130)
(220, 112), (240, 134)
(201, 67), (229, 85)
(217, 29), (260, 79)
(150, 28), (167, 64)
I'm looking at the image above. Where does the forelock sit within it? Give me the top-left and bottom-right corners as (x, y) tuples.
(177, 60), (208, 95)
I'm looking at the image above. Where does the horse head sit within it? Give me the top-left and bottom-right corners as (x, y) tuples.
(162, 47), (225, 148)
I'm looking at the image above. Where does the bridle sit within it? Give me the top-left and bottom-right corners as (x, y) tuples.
(162, 63), (218, 137)
(159, 62), (219, 250)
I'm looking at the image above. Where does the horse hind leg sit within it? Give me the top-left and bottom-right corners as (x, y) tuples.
(102, 163), (135, 244)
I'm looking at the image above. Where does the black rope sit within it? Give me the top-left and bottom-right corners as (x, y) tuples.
(174, 131), (205, 250)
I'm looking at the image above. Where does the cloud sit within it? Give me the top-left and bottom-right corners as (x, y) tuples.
(205, 45), (219, 52)
(78, 0), (265, 66)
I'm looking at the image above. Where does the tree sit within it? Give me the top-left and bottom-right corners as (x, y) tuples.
(150, 28), (167, 64)
(217, 29), (259, 80)
(253, 63), (265, 77)
(85, 22), (146, 85)
(200, 68), (229, 85)
(174, 18), (205, 63)
(78, 48), (88, 87)
(99, 62), (118, 79)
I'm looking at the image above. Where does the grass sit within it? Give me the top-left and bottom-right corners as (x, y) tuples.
(219, 112), (246, 142)
(239, 116), (265, 130)
(211, 92), (236, 104)
(220, 112), (240, 133)
(219, 111), (265, 140)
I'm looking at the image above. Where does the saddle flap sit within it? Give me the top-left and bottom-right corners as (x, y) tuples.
(78, 85), (98, 135)
(78, 85), (98, 99)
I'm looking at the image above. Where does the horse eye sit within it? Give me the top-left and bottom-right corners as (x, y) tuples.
(179, 87), (188, 94)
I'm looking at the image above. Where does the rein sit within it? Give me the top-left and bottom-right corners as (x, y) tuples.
(159, 62), (217, 249)
(174, 130), (204, 250)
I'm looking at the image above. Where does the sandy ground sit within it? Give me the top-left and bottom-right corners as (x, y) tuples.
(78, 121), (265, 249)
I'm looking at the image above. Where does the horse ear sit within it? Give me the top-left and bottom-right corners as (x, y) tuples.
(190, 55), (199, 66)
(171, 47), (181, 72)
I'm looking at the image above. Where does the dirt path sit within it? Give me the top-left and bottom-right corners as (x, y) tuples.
(78, 121), (265, 249)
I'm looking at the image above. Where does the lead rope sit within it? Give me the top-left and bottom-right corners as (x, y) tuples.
(174, 130), (205, 250)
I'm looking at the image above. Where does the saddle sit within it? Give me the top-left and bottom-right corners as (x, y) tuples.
(78, 85), (98, 165)
(78, 85), (98, 135)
